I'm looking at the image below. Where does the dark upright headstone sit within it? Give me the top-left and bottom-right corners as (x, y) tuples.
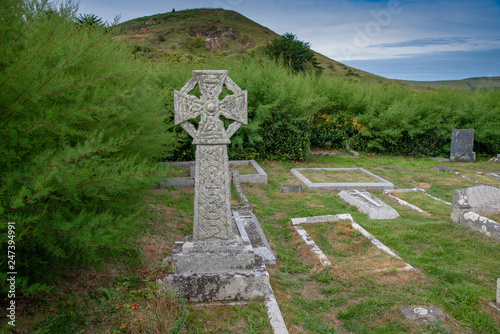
(450, 129), (475, 162)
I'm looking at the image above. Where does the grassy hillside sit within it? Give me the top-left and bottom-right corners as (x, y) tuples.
(117, 8), (499, 89)
(403, 76), (500, 91)
(116, 8), (391, 82)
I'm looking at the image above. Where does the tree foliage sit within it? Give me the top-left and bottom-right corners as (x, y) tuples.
(0, 0), (177, 288)
(264, 32), (322, 74)
(76, 13), (104, 27)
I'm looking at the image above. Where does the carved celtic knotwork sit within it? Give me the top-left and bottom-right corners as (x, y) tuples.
(174, 70), (247, 145)
(175, 70), (247, 242)
(194, 145), (232, 240)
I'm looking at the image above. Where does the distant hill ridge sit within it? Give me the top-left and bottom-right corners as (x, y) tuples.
(404, 77), (500, 91)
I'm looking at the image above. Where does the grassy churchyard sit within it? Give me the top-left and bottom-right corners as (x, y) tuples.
(8, 153), (500, 333)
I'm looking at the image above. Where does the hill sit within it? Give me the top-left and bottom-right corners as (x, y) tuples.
(403, 76), (500, 91)
(116, 8), (390, 82)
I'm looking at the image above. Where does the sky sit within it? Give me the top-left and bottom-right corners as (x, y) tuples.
(77, 0), (500, 81)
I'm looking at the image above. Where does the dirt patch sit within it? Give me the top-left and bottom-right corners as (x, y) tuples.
(271, 212), (288, 219)
(140, 235), (169, 268)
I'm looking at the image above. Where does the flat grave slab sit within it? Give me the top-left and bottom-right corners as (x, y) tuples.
(401, 306), (445, 323)
(290, 167), (394, 191)
(339, 189), (400, 220)
(280, 184), (303, 193)
(487, 172), (500, 181)
(431, 166), (458, 173)
(432, 157), (451, 162)
(233, 209), (276, 266)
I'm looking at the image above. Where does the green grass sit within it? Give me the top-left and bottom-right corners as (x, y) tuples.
(230, 163), (258, 175)
(298, 169), (376, 183)
(12, 154), (500, 333)
(243, 154), (500, 333)
(391, 191), (451, 216)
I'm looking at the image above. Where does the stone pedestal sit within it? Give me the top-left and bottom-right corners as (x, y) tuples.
(161, 232), (269, 303)
(171, 236), (254, 275)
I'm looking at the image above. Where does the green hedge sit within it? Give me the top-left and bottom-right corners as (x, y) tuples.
(0, 1), (177, 293)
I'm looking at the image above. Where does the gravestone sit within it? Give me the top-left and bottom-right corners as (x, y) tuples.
(451, 185), (500, 240)
(339, 189), (400, 220)
(450, 129), (475, 162)
(161, 70), (269, 302)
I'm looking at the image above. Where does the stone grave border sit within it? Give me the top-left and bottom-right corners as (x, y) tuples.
(383, 188), (451, 215)
(290, 168), (394, 191)
(230, 170), (253, 211)
(291, 214), (415, 272)
(230, 170), (285, 333)
(158, 160), (267, 188)
(489, 278), (500, 313)
(487, 173), (500, 181)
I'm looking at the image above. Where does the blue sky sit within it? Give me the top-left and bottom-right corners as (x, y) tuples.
(77, 0), (500, 81)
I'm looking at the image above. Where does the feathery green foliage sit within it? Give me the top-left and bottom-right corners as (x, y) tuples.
(0, 0), (177, 291)
(264, 32), (323, 74)
(163, 57), (499, 161)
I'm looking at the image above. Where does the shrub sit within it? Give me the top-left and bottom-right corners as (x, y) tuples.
(0, 0), (177, 289)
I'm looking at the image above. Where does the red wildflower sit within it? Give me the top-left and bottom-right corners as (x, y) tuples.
(118, 306), (123, 310)
(133, 303), (139, 310)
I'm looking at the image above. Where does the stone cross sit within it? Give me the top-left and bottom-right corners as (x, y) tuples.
(174, 70), (247, 241)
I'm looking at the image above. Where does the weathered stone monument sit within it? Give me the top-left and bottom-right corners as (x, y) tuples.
(160, 70), (269, 302)
(489, 154), (500, 163)
(450, 129), (475, 162)
(451, 185), (500, 240)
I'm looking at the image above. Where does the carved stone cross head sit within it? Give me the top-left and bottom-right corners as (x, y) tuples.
(174, 70), (247, 145)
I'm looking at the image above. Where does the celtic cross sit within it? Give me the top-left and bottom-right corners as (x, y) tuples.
(174, 70), (247, 241)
